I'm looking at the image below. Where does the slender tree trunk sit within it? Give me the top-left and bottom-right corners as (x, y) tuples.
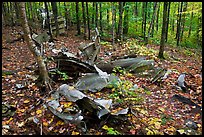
(64, 2), (68, 30)
(82, 2), (87, 39)
(165, 2), (171, 42)
(158, 2), (168, 59)
(180, 2), (187, 42)
(134, 2), (138, 16)
(155, 3), (160, 31)
(51, 2), (59, 36)
(147, 2), (158, 40)
(171, 3), (176, 32)
(112, 2), (116, 48)
(18, 2), (50, 87)
(10, 2), (14, 26)
(95, 2), (98, 28)
(123, 2), (129, 35)
(176, 2), (183, 46)
(188, 6), (194, 38)
(76, 2), (81, 35)
(45, 2), (53, 41)
(92, 3), (95, 26)
(99, 2), (103, 33)
(142, 3), (145, 34)
(175, 2), (180, 39)
(143, 2), (148, 43)
(117, 2), (123, 40)
(86, 2), (90, 40)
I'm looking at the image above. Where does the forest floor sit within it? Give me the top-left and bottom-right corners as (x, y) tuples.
(2, 26), (202, 135)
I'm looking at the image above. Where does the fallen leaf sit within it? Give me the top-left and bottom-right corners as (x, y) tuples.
(23, 99), (30, 103)
(36, 109), (42, 115)
(71, 131), (80, 135)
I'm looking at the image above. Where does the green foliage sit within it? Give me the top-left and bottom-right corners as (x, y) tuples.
(49, 69), (69, 81)
(102, 125), (121, 135)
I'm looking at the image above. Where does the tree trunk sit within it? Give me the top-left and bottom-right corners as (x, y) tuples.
(44, 2), (53, 41)
(155, 3), (160, 31)
(9, 2), (14, 26)
(188, 6), (194, 38)
(95, 2), (98, 28)
(76, 2), (81, 35)
(147, 2), (158, 40)
(112, 2), (116, 49)
(171, 3), (176, 32)
(180, 2), (187, 42)
(99, 2), (103, 33)
(134, 2), (138, 16)
(18, 2), (50, 88)
(64, 2), (68, 30)
(176, 2), (183, 46)
(143, 2), (148, 44)
(82, 2), (87, 39)
(123, 2), (129, 35)
(165, 2), (171, 42)
(51, 2), (59, 36)
(92, 3), (95, 26)
(117, 2), (123, 41)
(86, 2), (91, 40)
(158, 2), (168, 59)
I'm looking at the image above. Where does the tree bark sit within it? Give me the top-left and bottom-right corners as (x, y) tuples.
(147, 2), (158, 40)
(112, 2), (116, 49)
(180, 2), (187, 42)
(64, 2), (68, 30)
(82, 2), (87, 39)
(18, 2), (50, 87)
(92, 3), (95, 26)
(51, 2), (59, 36)
(86, 2), (91, 40)
(123, 2), (129, 35)
(155, 3), (160, 31)
(188, 6), (194, 38)
(76, 2), (81, 35)
(117, 2), (124, 41)
(99, 2), (103, 33)
(95, 2), (98, 28)
(165, 2), (171, 42)
(158, 2), (168, 59)
(143, 2), (148, 44)
(176, 2), (183, 46)
(44, 2), (53, 41)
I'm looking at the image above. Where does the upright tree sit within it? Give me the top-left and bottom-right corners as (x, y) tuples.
(76, 2), (81, 35)
(112, 2), (116, 48)
(155, 3), (160, 31)
(165, 2), (171, 42)
(44, 2), (53, 41)
(86, 2), (90, 40)
(117, 2), (124, 41)
(95, 2), (98, 28)
(176, 2), (183, 46)
(51, 2), (59, 36)
(99, 2), (103, 33)
(18, 2), (50, 90)
(158, 2), (168, 59)
(188, 6), (194, 38)
(82, 2), (87, 39)
(147, 2), (158, 40)
(180, 2), (187, 42)
(123, 2), (130, 35)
